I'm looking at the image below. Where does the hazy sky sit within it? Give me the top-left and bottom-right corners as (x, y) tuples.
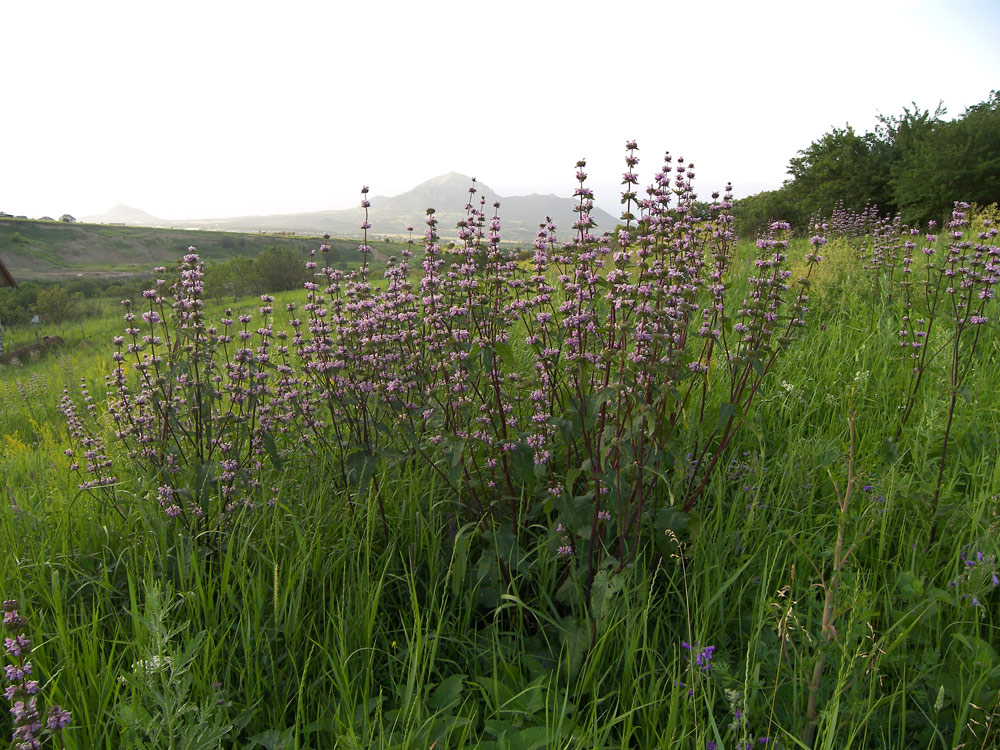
(3, 0), (998, 223)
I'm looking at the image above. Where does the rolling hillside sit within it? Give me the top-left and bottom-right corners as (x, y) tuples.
(0, 219), (383, 280)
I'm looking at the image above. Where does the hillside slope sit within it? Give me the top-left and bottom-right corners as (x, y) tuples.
(0, 219), (380, 280)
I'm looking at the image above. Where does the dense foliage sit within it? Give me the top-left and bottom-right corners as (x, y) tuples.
(734, 91), (1000, 235)
(1, 147), (999, 750)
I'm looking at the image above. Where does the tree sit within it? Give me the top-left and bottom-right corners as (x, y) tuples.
(204, 257), (253, 302)
(732, 187), (806, 237)
(786, 125), (891, 216)
(733, 91), (998, 232)
(251, 246), (310, 294)
(35, 285), (78, 323)
(891, 92), (1000, 224)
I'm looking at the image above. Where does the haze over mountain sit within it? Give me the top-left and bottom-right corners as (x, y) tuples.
(82, 173), (620, 242)
(82, 204), (164, 225)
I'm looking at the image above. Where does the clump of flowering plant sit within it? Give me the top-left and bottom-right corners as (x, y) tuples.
(64, 252), (296, 537)
(824, 201), (998, 544)
(63, 147), (827, 575)
(3, 599), (71, 750)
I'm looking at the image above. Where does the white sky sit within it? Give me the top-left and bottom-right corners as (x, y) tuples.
(2, 0), (998, 222)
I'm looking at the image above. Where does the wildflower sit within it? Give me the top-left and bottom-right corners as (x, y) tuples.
(4, 634), (30, 657)
(46, 706), (72, 729)
(2, 599), (70, 746)
(681, 641), (716, 671)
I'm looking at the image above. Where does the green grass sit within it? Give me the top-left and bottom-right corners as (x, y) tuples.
(0, 218), (400, 281)
(1, 236), (998, 749)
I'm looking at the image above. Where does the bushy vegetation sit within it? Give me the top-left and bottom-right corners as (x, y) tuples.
(2, 145), (999, 749)
(0, 218), (384, 283)
(202, 246), (324, 303)
(734, 91), (1000, 236)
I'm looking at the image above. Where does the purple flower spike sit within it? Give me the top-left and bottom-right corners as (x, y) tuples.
(3, 601), (71, 746)
(46, 705), (72, 730)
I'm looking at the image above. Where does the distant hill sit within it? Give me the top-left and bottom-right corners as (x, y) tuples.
(82, 204), (165, 225)
(0, 218), (391, 281)
(83, 174), (620, 242)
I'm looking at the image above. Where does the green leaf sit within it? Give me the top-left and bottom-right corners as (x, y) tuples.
(510, 726), (551, 749)
(506, 678), (547, 716)
(476, 674), (515, 706)
(958, 383), (973, 405)
(345, 450), (379, 493)
(427, 673), (465, 711)
(560, 619), (591, 681)
(478, 343), (494, 371)
(952, 633), (999, 668)
(450, 529), (470, 600)
(450, 439), (466, 468)
(881, 436), (900, 465)
(248, 728), (294, 750)
(263, 432), (283, 470)
(556, 575), (582, 608)
(715, 401), (736, 433)
(510, 443), (536, 488)
(559, 492), (596, 532)
(583, 387), (617, 428)
(590, 569), (625, 631)
(494, 342), (518, 369)
(564, 467), (580, 496)
(896, 570), (924, 598)
(483, 719), (518, 738)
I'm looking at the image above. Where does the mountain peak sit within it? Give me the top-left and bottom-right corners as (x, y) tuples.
(376, 173), (502, 216)
(407, 172), (491, 196)
(83, 204), (163, 225)
(417, 172), (474, 187)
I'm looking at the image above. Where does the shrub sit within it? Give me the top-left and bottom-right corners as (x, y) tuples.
(65, 144), (826, 588)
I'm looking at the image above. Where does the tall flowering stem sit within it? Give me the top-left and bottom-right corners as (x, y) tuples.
(924, 204), (998, 543)
(3, 599), (71, 750)
(830, 201), (998, 544)
(60, 378), (122, 519)
(65, 251), (291, 536)
(681, 219), (824, 511)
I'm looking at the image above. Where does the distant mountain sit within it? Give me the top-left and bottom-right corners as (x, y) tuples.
(82, 204), (165, 225)
(80, 175), (620, 243)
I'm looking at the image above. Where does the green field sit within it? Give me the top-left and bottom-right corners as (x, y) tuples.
(0, 218), (401, 281)
(1, 197), (998, 750)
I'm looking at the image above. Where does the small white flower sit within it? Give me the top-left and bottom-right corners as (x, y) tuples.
(119, 654), (173, 685)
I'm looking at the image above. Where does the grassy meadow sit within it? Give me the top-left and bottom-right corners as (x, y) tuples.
(1, 188), (999, 750)
(0, 218), (401, 281)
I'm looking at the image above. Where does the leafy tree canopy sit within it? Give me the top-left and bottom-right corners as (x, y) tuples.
(733, 91), (999, 235)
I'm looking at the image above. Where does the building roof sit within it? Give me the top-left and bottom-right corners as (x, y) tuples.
(0, 257), (16, 288)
